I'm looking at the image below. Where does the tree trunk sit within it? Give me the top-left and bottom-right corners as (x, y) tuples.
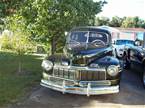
(18, 60), (22, 73)
(18, 54), (22, 74)
(51, 37), (56, 55)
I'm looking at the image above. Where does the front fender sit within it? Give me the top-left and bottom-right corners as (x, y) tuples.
(92, 56), (120, 66)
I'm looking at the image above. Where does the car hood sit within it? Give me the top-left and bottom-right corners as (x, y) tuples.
(77, 47), (111, 55)
(94, 56), (120, 66)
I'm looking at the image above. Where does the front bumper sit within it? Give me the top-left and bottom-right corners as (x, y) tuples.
(40, 79), (119, 96)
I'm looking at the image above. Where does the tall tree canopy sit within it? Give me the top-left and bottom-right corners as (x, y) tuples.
(95, 17), (110, 26)
(0, 0), (23, 18)
(95, 16), (145, 28)
(0, 0), (24, 30)
(16, 0), (106, 54)
(109, 16), (123, 27)
(121, 17), (145, 28)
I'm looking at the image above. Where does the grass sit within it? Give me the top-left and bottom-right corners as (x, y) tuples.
(0, 51), (44, 106)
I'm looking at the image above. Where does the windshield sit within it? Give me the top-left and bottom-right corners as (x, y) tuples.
(68, 31), (88, 43)
(88, 31), (108, 43)
(116, 40), (134, 45)
(67, 31), (109, 49)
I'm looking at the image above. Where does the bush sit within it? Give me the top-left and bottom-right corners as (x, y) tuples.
(0, 34), (13, 50)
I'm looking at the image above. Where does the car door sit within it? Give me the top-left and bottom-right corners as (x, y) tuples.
(130, 48), (143, 72)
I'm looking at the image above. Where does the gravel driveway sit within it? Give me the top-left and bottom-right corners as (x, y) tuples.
(9, 70), (145, 108)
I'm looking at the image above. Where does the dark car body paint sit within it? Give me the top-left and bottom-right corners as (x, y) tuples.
(46, 27), (121, 87)
(126, 46), (144, 73)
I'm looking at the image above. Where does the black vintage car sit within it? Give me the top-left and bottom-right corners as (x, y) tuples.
(124, 33), (145, 88)
(40, 26), (122, 96)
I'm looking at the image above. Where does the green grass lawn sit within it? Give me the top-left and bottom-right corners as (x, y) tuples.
(0, 51), (43, 106)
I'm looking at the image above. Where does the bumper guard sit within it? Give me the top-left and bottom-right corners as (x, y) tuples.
(41, 79), (119, 96)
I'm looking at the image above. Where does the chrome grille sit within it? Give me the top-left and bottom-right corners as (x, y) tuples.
(53, 67), (106, 81)
(53, 67), (76, 80)
(78, 70), (106, 81)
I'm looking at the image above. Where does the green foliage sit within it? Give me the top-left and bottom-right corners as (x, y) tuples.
(95, 16), (145, 28)
(1, 15), (36, 73)
(0, 0), (24, 18)
(2, 0), (105, 54)
(0, 34), (13, 50)
(12, 32), (34, 55)
(0, 19), (4, 30)
(109, 16), (123, 27)
(95, 17), (110, 26)
(121, 17), (145, 28)
(3, 15), (36, 54)
(17, 0), (105, 54)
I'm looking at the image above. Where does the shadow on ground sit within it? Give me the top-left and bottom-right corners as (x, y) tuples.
(10, 70), (145, 108)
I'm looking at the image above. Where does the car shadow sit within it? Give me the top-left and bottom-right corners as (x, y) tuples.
(11, 69), (145, 108)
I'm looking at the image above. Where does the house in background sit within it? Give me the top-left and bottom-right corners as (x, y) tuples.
(98, 26), (145, 41)
(114, 27), (145, 41)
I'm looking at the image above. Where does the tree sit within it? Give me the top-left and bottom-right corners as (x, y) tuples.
(0, 0), (24, 18)
(18, 0), (105, 55)
(0, 0), (25, 32)
(95, 17), (110, 26)
(109, 16), (123, 27)
(1, 15), (35, 73)
(121, 17), (145, 28)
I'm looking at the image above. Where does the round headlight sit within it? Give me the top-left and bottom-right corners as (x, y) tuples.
(107, 65), (118, 76)
(41, 60), (53, 71)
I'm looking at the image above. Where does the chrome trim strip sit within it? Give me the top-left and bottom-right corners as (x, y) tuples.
(46, 74), (111, 85)
(53, 64), (106, 71)
(41, 79), (119, 96)
(48, 75), (75, 82)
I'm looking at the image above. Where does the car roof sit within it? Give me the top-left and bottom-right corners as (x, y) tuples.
(70, 26), (111, 35)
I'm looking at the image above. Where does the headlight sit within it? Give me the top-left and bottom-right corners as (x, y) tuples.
(107, 65), (119, 76)
(41, 60), (53, 71)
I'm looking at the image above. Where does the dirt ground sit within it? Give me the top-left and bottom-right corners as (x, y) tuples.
(8, 70), (145, 108)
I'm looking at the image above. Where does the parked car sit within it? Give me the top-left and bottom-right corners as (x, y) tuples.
(124, 34), (145, 88)
(114, 39), (135, 58)
(40, 26), (122, 96)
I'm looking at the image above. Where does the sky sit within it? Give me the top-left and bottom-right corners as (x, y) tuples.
(94, 0), (145, 19)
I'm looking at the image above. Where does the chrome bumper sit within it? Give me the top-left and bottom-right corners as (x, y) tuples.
(40, 79), (119, 96)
